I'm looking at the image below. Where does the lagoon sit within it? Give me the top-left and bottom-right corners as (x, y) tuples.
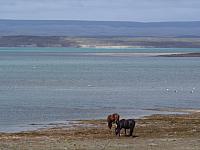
(0, 48), (200, 132)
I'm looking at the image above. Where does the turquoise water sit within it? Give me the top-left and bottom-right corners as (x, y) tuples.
(0, 48), (200, 132)
(0, 47), (200, 53)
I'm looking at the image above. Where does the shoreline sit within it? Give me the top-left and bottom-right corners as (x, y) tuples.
(0, 108), (199, 134)
(1, 48), (200, 57)
(0, 109), (199, 149)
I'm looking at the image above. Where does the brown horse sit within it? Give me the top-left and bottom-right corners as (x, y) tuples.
(107, 113), (120, 129)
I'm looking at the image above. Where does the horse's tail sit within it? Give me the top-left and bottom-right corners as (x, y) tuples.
(133, 120), (136, 128)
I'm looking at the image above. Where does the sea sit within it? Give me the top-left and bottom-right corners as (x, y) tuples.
(0, 47), (200, 132)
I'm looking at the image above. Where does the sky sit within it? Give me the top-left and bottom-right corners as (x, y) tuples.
(0, 0), (200, 22)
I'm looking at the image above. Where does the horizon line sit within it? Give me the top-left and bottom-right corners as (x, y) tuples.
(1, 19), (200, 23)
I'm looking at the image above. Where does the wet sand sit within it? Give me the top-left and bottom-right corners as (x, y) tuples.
(0, 111), (200, 150)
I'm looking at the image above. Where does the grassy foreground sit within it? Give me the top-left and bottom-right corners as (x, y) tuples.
(0, 112), (200, 150)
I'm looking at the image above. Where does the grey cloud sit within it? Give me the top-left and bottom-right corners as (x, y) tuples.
(0, 0), (200, 21)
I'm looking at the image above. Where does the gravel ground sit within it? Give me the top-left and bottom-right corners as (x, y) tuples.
(0, 112), (199, 150)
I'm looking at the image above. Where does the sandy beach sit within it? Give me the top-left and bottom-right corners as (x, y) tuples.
(0, 110), (199, 150)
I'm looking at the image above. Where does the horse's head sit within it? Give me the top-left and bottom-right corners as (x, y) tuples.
(113, 113), (120, 122)
(107, 113), (120, 129)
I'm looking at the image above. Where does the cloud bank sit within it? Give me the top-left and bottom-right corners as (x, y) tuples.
(0, 0), (200, 21)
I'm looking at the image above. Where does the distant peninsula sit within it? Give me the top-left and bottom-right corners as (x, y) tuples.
(0, 20), (200, 48)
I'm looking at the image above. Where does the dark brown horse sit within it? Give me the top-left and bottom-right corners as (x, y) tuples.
(115, 119), (136, 137)
(107, 113), (120, 129)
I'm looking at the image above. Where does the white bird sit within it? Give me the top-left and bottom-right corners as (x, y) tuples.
(32, 66), (37, 69)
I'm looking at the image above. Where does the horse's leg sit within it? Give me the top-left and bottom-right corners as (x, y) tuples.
(131, 121), (136, 136)
(130, 128), (133, 136)
(125, 129), (126, 135)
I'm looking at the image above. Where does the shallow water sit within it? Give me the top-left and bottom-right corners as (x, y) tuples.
(0, 48), (200, 132)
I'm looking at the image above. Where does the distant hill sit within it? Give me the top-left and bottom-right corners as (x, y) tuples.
(1, 20), (200, 37)
(1, 20), (200, 48)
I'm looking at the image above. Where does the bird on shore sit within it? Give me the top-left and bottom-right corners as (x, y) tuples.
(190, 87), (196, 93)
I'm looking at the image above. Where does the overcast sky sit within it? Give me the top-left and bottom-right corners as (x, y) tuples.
(1, 0), (200, 22)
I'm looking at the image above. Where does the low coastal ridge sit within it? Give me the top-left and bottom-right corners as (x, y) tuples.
(1, 36), (200, 48)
